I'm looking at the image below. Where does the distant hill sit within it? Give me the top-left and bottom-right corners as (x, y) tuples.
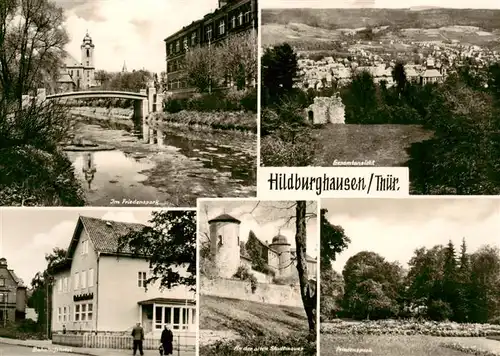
(262, 8), (500, 31)
(200, 295), (309, 337)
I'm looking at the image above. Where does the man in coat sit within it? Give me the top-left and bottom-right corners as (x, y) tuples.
(131, 323), (145, 356)
(160, 325), (173, 355)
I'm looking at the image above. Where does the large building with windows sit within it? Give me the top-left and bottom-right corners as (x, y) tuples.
(164, 0), (258, 94)
(50, 216), (196, 340)
(0, 258), (27, 324)
(56, 32), (97, 93)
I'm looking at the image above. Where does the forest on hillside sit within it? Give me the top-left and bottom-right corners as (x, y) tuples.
(262, 8), (500, 31)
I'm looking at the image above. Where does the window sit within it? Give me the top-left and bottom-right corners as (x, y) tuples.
(86, 49), (89, 57)
(74, 303), (92, 322)
(206, 26), (212, 41)
(88, 268), (94, 288)
(169, 43), (173, 54)
(218, 235), (223, 246)
(231, 16), (236, 28)
(58, 307), (62, 322)
(86, 61), (89, 66)
(81, 240), (89, 255)
(245, 10), (251, 23)
(175, 40), (180, 52)
(138, 272), (147, 288)
(87, 71), (89, 78)
(77, 71), (80, 77)
(183, 37), (188, 51)
(81, 304), (87, 321)
(74, 305), (80, 321)
(58, 278), (62, 292)
(154, 305), (195, 331)
(219, 19), (225, 35)
(0, 278), (4, 287)
(191, 32), (196, 46)
(74, 272), (79, 290)
(63, 277), (68, 292)
(238, 12), (243, 26)
(81, 270), (87, 289)
(63, 306), (67, 322)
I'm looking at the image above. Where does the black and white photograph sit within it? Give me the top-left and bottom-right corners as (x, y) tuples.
(0, 0), (258, 207)
(197, 199), (318, 355)
(319, 198), (500, 356)
(260, 0), (500, 195)
(0, 208), (196, 356)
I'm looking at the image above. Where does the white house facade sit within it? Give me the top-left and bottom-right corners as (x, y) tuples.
(51, 216), (196, 341)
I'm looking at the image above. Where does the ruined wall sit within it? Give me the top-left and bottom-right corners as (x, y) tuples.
(200, 276), (303, 308)
(306, 95), (345, 125)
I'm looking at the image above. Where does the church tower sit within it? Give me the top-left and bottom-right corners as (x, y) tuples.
(80, 31), (95, 89)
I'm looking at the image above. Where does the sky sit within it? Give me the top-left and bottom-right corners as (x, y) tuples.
(0, 208), (158, 287)
(52, 0), (220, 73)
(198, 200), (319, 258)
(261, 0), (500, 9)
(322, 198), (500, 274)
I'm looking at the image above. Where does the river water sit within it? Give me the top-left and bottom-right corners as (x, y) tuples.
(65, 115), (256, 206)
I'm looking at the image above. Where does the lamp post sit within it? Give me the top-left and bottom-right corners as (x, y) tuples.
(45, 274), (54, 340)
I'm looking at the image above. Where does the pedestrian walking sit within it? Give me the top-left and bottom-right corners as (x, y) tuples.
(160, 325), (173, 355)
(131, 322), (145, 356)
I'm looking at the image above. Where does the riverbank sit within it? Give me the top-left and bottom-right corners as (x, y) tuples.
(67, 112), (256, 206)
(70, 107), (257, 134)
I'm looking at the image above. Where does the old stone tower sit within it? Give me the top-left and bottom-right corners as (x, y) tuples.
(306, 94), (345, 125)
(80, 32), (95, 89)
(209, 214), (241, 279)
(269, 234), (292, 277)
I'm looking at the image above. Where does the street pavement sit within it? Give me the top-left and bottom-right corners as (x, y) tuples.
(0, 340), (195, 356)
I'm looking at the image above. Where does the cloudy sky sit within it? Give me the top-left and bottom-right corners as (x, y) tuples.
(262, 0), (500, 8)
(322, 198), (500, 274)
(53, 0), (220, 73)
(199, 200), (319, 258)
(0, 208), (159, 287)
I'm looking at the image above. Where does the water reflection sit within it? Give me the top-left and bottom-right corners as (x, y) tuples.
(82, 152), (96, 189)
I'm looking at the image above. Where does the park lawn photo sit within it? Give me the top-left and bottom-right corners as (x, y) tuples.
(260, 3), (500, 195)
(319, 198), (500, 356)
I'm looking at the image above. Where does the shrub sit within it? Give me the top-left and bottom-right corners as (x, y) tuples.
(273, 274), (299, 286)
(260, 134), (316, 167)
(233, 266), (258, 293)
(200, 257), (218, 279)
(200, 334), (316, 356)
(427, 300), (453, 322)
(164, 98), (184, 113)
(0, 146), (85, 206)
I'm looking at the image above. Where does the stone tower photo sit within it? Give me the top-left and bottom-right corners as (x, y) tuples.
(81, 32), (95, 89)
(208, 214), (241, 279)
(270, 234), (292, 277)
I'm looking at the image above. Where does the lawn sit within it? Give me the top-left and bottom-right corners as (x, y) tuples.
(312, 124), (434, 167)
(320, 334), (499, 356)
(200, 294), (309, 337)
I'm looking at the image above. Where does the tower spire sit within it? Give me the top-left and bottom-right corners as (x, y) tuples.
(122, 61), (127, 73)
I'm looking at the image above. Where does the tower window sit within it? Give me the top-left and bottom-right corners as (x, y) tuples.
(218, 235), (223, 246)
(86, 49), (89, 57)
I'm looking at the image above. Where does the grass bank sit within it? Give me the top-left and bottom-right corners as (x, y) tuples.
(200, 295), (315, 355)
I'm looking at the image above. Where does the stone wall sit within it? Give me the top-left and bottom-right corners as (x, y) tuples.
(200, 276), (303, 308)
(306, 95), (345, 125)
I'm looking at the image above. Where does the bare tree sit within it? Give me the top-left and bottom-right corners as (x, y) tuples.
(0, 0), (69, 110)
(215, 30), (257, 90)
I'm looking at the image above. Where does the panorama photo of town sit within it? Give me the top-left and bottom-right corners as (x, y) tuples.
(0, 0), (258, 207)
(260, 0), (500, 195)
